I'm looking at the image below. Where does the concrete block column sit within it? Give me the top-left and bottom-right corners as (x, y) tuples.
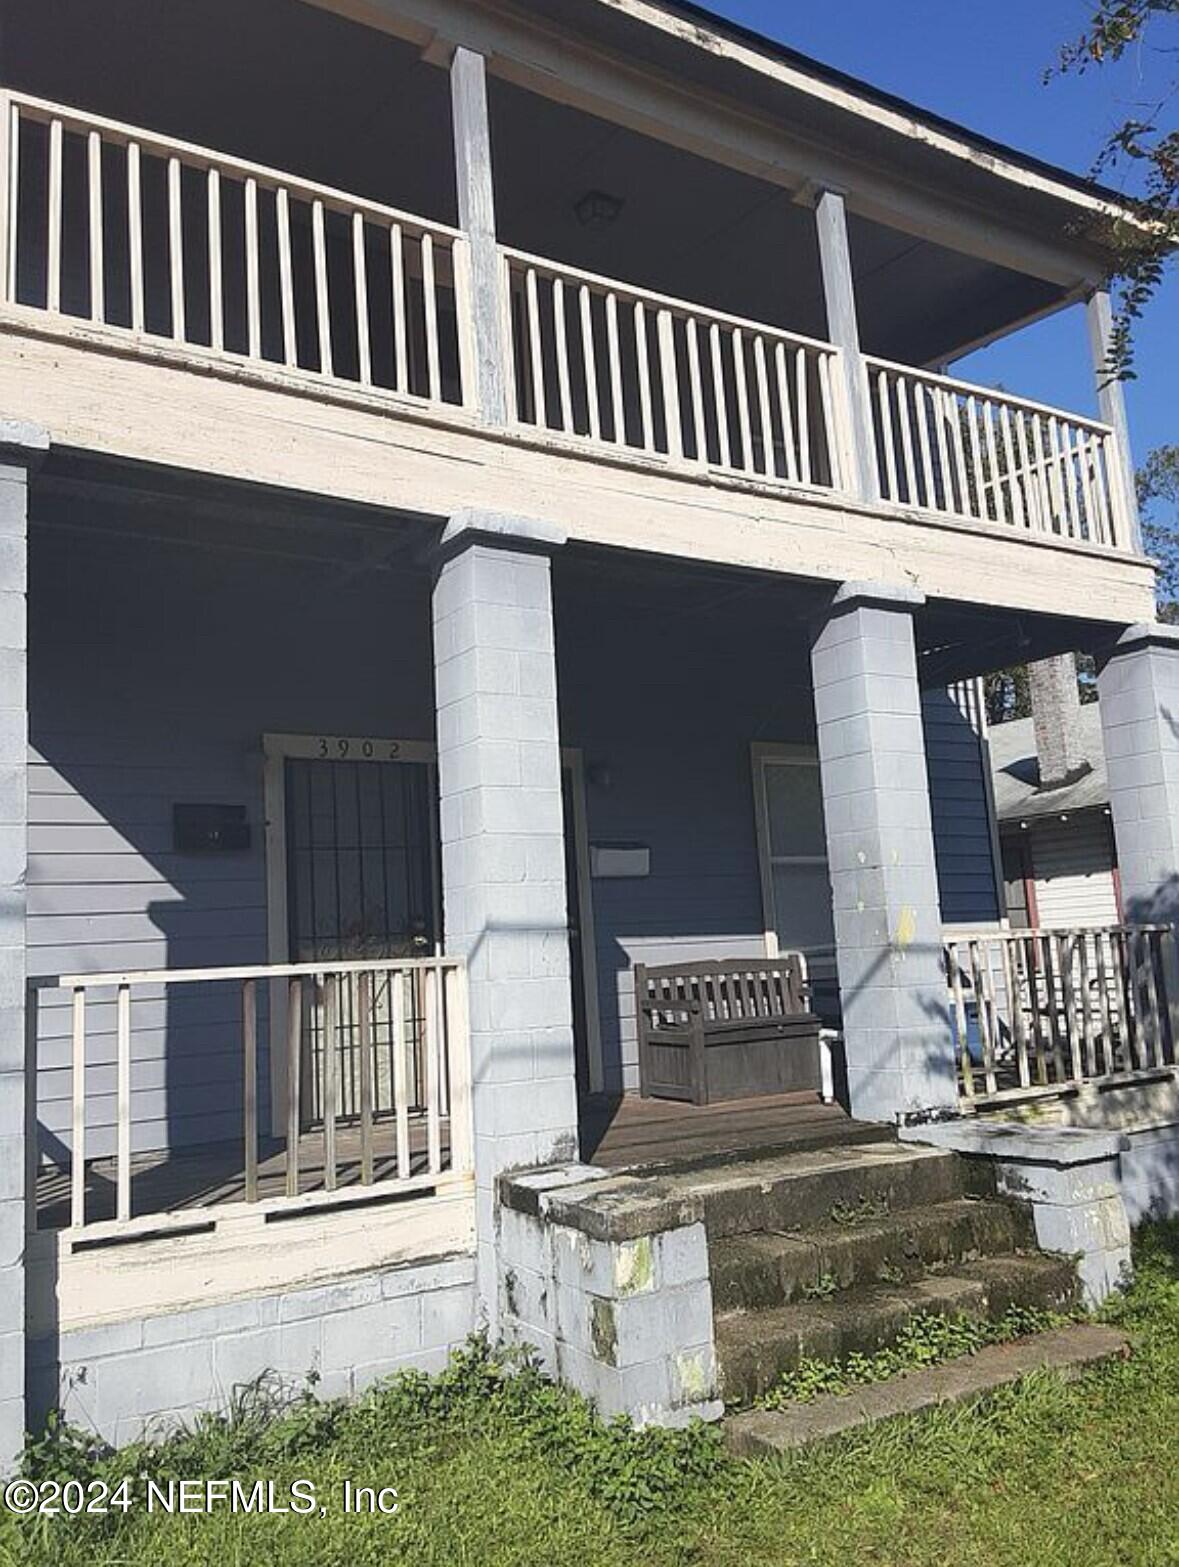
(1097, 622), (1179, 922)
(811, 582), (955, 1122)
(431, 510), (579, 1318)
(0, 421), (47, 1467)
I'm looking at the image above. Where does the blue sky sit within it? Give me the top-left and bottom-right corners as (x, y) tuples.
(705, 0), (1178, 465)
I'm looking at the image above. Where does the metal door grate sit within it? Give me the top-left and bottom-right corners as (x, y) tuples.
(285, 757), (438, 1122)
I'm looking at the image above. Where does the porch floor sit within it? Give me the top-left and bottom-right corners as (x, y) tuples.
(581, 1091), (881, 1170)
(35, 1116), (450, 1232)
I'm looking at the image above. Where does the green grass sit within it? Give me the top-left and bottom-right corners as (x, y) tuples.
(5, 1222), (1179, 1567)
(757, 1302), (1075, 1408)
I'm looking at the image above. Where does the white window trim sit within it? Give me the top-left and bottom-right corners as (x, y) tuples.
(751, 741), (834, 962)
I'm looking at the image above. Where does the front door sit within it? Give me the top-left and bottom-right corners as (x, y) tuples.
(283, 751), (439, 1125)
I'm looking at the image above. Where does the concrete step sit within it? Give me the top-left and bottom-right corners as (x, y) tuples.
(725, 1324), (1130, 1453)
(710, 1198), (1035, 1312)
(688, 1140), (975, 1241)
(531, 1140), (975, 1248)
(716, 1252), (1079, 1406)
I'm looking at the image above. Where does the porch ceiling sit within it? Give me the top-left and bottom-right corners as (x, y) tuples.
(553, 547), (1117, 690)
(489, 79), (1068, 366)
(5, 0), (1074, 369)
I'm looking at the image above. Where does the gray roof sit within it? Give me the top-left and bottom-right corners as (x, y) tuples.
(989, 705), (1110, 824)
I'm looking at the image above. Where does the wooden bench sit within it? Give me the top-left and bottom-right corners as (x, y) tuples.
(634, 956), (823, 1105)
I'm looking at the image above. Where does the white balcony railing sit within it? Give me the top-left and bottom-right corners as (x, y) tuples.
(866, 357), (1131, 550)
(0, 91), (473, 412)
(502, 246), (849, 490)
(27, 956), (473, 1240)
(0, 91), (1139, 558)
(946, 926), (1178, 1106)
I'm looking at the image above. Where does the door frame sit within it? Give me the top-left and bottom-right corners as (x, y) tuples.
(561, 747), (604, 1097)
(261, 733), (603, 1129)
(262, 731), (438, 1136)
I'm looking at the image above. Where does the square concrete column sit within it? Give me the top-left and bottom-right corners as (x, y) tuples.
(811, 582), (955, 1122)
(431, 510), (579, 1316)
(0, 422), (47, 1466)
(1098, 622), (1179, 921)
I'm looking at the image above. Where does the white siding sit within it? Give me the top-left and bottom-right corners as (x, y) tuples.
(1030, 813), (1119, 929)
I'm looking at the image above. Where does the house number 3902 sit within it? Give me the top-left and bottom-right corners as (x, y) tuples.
(316, 738), (401, 760)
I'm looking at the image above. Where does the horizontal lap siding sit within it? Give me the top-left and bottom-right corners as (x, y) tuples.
(29, 498), (434, 1160)
(921, 684), (1000, 926)
(558, 577), (1001, 1091)
(1030, 814), (1119, 929)
(556, 577), (814, 1096)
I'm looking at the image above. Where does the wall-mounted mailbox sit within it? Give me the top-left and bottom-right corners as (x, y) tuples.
(590, 844), (651, 879)
(173, 803), (251, 854)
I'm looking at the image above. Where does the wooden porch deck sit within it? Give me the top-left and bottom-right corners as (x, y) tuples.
(581, 1091), (880, 1169)
(34, 1117), (449, 1232)
(35, 1094), (877, 1231)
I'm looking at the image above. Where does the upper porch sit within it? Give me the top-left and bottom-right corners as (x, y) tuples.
(0, 0), (1157, 629)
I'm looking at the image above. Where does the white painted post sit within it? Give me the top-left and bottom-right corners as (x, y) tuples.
(814, 189), (879, 503)
(1086, 288), (1142, 554)
(432, 511), (579, 1321)
(0, 421), (48, 1469)
(451, 47), (510, 425)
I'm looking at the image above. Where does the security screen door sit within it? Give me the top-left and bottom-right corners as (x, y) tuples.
(284, 753), (439, 1125)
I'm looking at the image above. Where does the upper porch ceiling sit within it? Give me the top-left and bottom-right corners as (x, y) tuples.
(2, 0), (1075, 366)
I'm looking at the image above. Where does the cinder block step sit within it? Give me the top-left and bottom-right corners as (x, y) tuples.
(716, 1252), (1079, 1406)
(710, 1198), (1034, 1311)
(692, 1141), (975, 1240)
(725, 1324), (1130, 1454)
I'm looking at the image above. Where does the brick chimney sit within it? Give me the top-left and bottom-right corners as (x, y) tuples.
(1029, 654), (1091, 791)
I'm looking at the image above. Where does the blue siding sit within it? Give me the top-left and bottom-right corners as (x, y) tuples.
(29, 506), (1002, 1134)
(921, 686), (1001, 926)
(29, 498), (436, 1159)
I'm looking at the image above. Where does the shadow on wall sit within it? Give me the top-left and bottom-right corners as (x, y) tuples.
(26, 496), (436, 1178)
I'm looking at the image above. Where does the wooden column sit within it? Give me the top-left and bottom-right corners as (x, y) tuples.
(451, 47), (510, 426)
(814, 188), (879, 502)
(1086, 288), (1142, 553)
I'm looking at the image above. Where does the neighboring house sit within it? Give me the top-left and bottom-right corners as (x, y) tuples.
(991, 659), (1121, 931)
(0, 0), (1174, 1452)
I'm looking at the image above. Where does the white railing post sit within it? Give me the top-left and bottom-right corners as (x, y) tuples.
(1086, 288), (1142, 554)
(814, 188), (879, 503)
(451, 47), (509, 425)
(24, 983), (39, 1237)
(0, 95), (15, 306)
(445, 962), (474, 1175)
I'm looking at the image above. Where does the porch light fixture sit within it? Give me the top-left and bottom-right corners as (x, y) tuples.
(575, 190), (624, 230)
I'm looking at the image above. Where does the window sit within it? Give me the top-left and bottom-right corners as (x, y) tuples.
(753, 746), (839, 1021)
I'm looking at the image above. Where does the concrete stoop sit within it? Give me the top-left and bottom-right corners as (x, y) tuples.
(725, 1324), (1130, 1453)
(496, 1137), (1102, 1430)
(708, 1141), (1084, 1407)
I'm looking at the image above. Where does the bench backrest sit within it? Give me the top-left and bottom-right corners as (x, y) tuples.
(636, 955), (808, 1026)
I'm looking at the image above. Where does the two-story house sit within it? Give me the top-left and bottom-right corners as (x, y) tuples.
(0, 0), (1174, 1449)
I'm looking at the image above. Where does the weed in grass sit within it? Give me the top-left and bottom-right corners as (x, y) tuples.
(802, 1272), (839, 1301)
(828, 1194), (890, 1226)
(758, 1303), (1073, 1408)
(5, 1228), (1179, 1567)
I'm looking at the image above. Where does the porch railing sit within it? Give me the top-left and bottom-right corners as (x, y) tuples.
(27, 956), (473, 1237)
(945, 926), (1179, 1106)
(0, 91), (472, 410)
(502, 246), (849, 489)
(0, 89), (1142, 560)
(866, 357), (1130, 549)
